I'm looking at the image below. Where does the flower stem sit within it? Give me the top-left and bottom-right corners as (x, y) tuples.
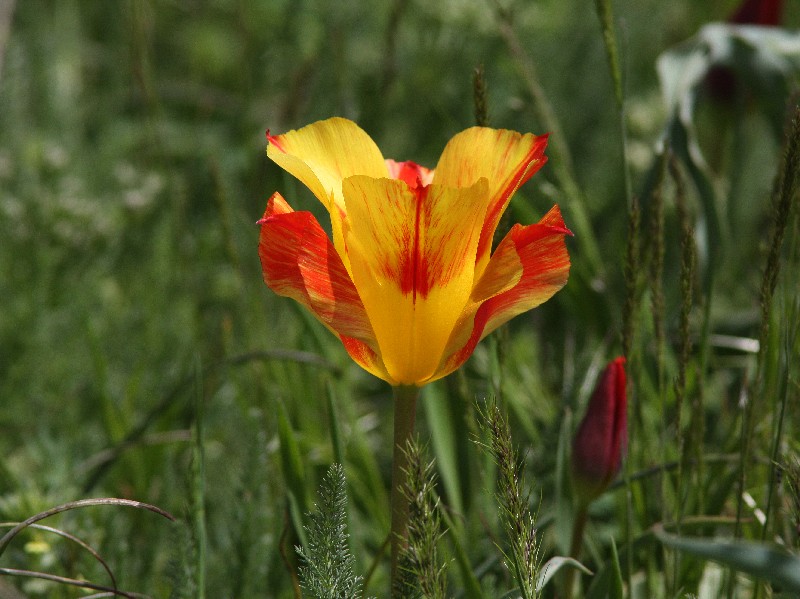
(390, 384), (419, 596)
(564, 503), (588, 599)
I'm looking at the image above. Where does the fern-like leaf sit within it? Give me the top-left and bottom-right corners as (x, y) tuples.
(296, 463), (369, 599)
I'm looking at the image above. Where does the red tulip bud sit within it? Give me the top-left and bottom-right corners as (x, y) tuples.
(730, 0), (783, 26)
(705, 0), (783, 103)
(571, 357), (627, 504)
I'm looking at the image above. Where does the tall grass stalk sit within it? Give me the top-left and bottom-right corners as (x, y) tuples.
(757, 107), (800, 598)
(671, 156), (696, 585)
(478, 401), (541, 599)
(396, 439), (448, 599)
(593, 0), (636, 589)
(473, 64), (489, 128)
(621, 193), (640, 594)
(733, 105), (800, 599)
(647, 151), (670, 591)
(489, 0), (605, 282)
(191, 360), (207, 599)
(593, 0), (632, 211)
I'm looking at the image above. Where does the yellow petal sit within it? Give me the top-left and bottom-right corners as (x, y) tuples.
(342, 175), (490, 385)
(432, 127), (548, 279)
(267, 117), (388, 265)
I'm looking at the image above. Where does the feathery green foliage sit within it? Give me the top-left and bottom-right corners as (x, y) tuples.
(297, 464), (369, 599)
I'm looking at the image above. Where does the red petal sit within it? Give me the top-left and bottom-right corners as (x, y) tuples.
(572, 357), (627, 496)
(258, 193), (376, 346)
(437, 205), (571, 379)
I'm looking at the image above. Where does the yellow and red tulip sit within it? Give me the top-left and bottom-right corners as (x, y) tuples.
(258, 117), (571, 387)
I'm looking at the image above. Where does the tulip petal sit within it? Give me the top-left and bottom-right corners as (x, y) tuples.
(342, 175), (490, 385)
(385, 159), (434, 188)
(432, 127), (549, 278)
(437, 205), (571, 380)
(340, 336), (395, 384)
(258, 192), (377, 347)
(267, 118), (389, 265)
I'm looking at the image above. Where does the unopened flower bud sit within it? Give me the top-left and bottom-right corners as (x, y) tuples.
(571, 357), (627, 504)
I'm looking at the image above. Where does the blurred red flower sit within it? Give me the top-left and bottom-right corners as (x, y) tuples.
(729, 0), (783, 25)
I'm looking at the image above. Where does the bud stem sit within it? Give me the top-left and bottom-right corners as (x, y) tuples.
(564, 504), (589, 599)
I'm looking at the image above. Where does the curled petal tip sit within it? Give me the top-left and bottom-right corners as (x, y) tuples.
(266, 129), (286, 152)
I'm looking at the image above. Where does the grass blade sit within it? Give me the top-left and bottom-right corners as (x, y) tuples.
(656, 530), (800, 593)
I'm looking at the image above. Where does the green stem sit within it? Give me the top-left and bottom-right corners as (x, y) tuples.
(390, 385), (419, 596)
(564, 503), (589, 599)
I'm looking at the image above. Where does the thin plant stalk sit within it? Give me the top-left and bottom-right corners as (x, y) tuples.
(648, 153), (667, 499)
(672, 156), (696, 587)
(648, 152), (670, 593)
(761, 109), (800, 549)
(0, 568), (141, 598)
(0, 498), (174, 557)
(734, 106), (800, 531)
(390, 385), (419, 596)
(478, 401), (541, 599)
(731, 105), (800, 599)
(564, 504), (589, 599)
(593, 0), (632, 210)
(621, 194), (640, 595)
(192, 359), (207, 599)
(598, 0), (638, 585)
(488, 0), (605, 281)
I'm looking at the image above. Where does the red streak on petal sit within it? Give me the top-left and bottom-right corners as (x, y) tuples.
(412, 186), (423, 302)
(391, 184), (431, 301)
(266, 130), (286, 153)
(340, 335), (390, 379)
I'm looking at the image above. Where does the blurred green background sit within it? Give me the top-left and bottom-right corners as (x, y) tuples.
(1, 0), (799, 596)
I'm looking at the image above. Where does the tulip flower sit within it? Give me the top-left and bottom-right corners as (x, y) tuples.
(571, 356), (627, 504)
(258, 117), (572, 387)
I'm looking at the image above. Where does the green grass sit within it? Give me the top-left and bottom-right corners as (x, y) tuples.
(1, 0), (799, 597)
